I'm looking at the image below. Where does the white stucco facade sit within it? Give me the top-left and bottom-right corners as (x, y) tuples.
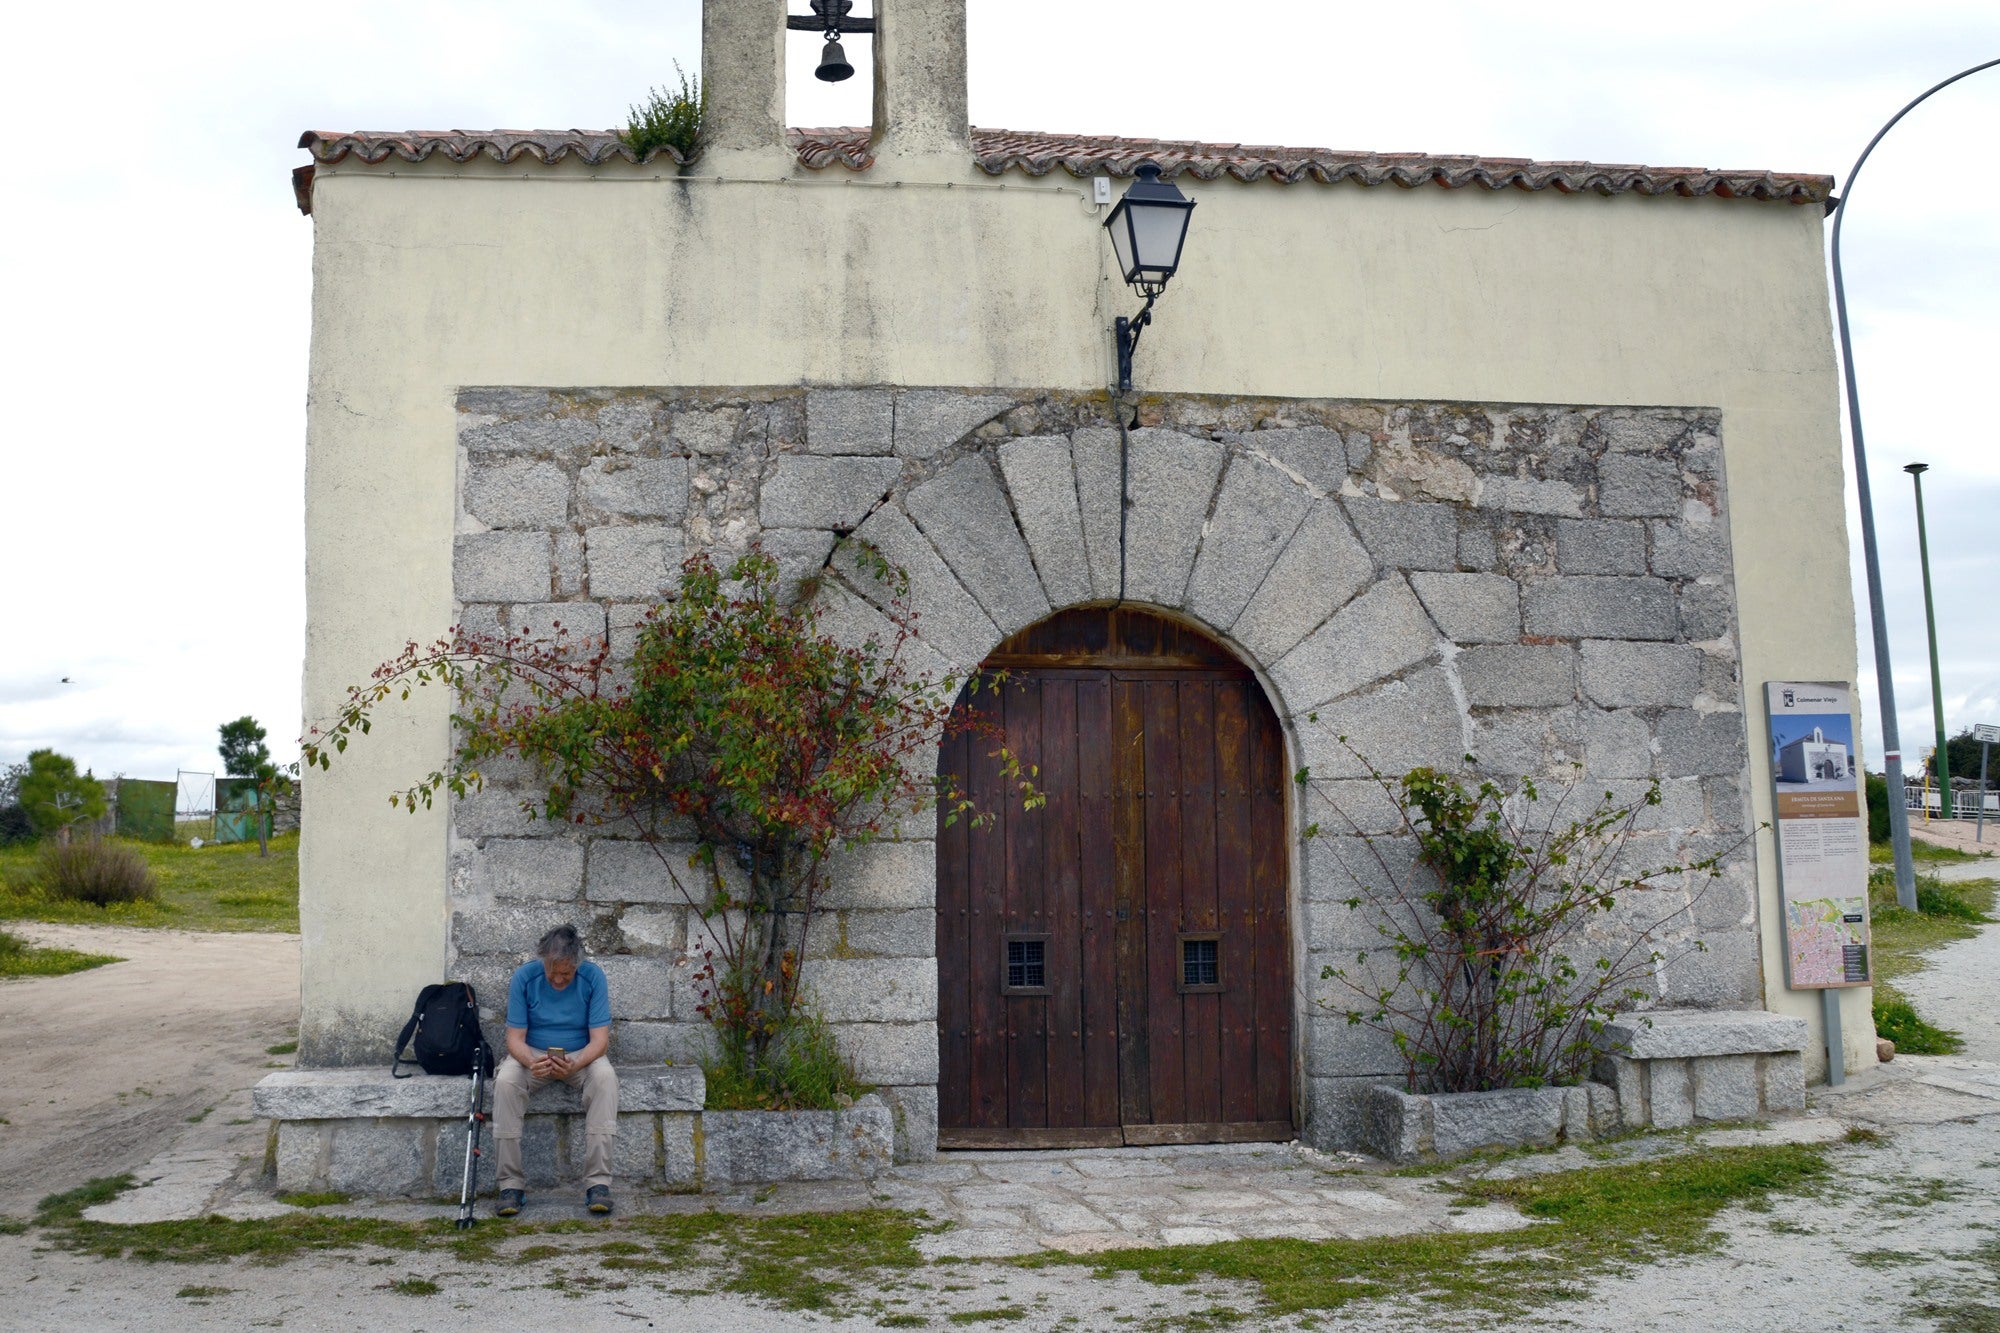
(297, 4), (1865, 1089)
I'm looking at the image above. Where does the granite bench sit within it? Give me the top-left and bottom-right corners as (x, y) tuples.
(1595, 1008), (1809, 1128)
(253, 1065), (893, 1195)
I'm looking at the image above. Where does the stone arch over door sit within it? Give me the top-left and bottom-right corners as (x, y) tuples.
(935, 606), (1295, 1149)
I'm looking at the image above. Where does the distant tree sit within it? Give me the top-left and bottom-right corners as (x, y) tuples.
(218, 716), (288, 858)
(18, 749), (107, 844)
(1864, 771), (1891, 844)
(0, 760), (30, 846)
(1928, 728), (1995, 788)
(218, 717), (271, 778)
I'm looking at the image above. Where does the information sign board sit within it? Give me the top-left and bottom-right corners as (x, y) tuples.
(1975, 723), (2000, 745)
(1766, 682), (1872, 989)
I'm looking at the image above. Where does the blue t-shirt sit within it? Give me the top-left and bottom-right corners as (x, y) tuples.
(506, 959), (611, 1052)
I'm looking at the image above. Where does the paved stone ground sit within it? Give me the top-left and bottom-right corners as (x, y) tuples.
(11, 867), (2000, 1329)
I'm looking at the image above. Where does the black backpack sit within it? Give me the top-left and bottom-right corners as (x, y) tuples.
(392, 982), (494, 1078)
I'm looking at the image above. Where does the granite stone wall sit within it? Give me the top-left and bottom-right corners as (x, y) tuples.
(447, 385), (1756, 1156)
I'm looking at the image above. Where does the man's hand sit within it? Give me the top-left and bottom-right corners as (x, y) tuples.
(529, 1052), (567, 1079)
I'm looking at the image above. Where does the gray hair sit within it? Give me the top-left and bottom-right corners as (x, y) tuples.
(536, 924), (583, 965)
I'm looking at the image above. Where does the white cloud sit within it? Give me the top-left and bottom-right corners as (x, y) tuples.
(1, 0), (1994, 777)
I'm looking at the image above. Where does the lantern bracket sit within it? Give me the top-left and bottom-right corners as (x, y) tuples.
(1113, 292), (1158, 397)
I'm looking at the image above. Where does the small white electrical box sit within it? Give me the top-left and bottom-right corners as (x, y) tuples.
(1092, 176), (1112, 205)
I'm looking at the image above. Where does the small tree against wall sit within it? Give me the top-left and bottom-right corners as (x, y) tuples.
(1302, 746), (1753, 1093)
(306, 547), (1022, 1106)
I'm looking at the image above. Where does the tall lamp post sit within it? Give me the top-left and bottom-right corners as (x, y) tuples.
(1830, 56), (1999, 911)
(1904, 463), (1952, 818)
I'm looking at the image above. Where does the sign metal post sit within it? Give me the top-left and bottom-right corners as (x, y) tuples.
(1975, 724), (2000, 843)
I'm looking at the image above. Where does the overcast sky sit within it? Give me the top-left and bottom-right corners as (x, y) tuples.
(0, 1), (1994, 788)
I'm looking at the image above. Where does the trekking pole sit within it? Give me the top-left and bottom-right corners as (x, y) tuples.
(456, 1045), (488, 1230)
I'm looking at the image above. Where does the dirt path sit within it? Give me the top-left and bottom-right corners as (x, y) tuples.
(0, 924), (298, 1217)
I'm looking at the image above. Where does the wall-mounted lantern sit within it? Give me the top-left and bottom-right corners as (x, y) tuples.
(787, 0), (875, 83)
(1104, 163), (1196, 394)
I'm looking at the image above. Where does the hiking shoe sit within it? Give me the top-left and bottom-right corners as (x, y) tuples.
(586, 1186), (613, 1215)
(496, 1189), (524, 1217)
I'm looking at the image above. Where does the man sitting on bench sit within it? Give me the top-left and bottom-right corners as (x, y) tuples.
(494, 924), (617, 1216)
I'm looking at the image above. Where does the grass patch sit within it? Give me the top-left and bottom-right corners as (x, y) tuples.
(1869, 873), (1995, 1055)
(1871, 838), (1990, 865)
(388, 1276), (439, 1296)
(266, 1041), (298, 1056)
(36, 1174), (136, 1224)
(0, 927), (119, 979)
(0, 832), (298, 932)
(947, 1311), (1027, 1325)
(0, 1217), (29, 1235)
(175, 1285), (233, 1299)
(44, 1203), (933, 1313)
(276, 1191), (350, 1209)
(1024, 1145), (1828, 1320)
(1874, 994), (1962, 1055)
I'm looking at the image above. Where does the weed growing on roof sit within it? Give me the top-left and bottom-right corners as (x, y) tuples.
(621, 63), (705, 161)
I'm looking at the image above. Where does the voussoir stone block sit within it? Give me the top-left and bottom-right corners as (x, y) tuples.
(837, 505), (998, 666)
(1409, 572), (1520, 644)
(760, 456), (901, 528)
(1580, 640), (1704, 707)
(1522, 576), (1677, 641)
(1071, 427), (1125, 600)
(1185, 453), (1315, 630)
(1122, 430), (1227, 608)
(1271, 575), (1437, 712)
(894, 390), (1013, 458)
(806, 389), (895, 455)
(1231, 500), (1376, 663)
(998, 436), (1092, 607)
(465, 459), (571, 528)
(906, 455), (1050, 634)
(1457, 644), (1577, 708)
(455, 532), (552, 602)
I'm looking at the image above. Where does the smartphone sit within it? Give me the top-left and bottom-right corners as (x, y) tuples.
(546, 1047), (566, 1064)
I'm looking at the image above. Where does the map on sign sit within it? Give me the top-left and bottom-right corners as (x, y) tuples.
(1766, 682), (1872, 989)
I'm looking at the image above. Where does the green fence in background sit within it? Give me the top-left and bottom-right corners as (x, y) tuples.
(114, 779), (177, 843)
(215, 777), (270, 845)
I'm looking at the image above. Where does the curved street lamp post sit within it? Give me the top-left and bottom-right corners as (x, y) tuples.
(1829, 56), (2000, 911)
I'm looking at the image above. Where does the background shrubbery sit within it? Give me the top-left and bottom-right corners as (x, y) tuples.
(34, 837), (158, 906)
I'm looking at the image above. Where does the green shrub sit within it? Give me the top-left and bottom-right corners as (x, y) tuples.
(1865, 772), (1891, 844)
(1915, 877), (1990, 922)
(620, 63), (705, 161)
(36, 838), (158, 906)
(704, 999), (866, 1111)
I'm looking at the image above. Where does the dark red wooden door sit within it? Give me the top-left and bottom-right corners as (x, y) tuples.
(936, 609), (1293, 1148)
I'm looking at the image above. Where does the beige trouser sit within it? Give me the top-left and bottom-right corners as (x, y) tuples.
(492, 1054), (619, 1191)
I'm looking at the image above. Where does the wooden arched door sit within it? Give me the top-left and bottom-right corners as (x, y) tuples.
(936, 607), (1294, 1148)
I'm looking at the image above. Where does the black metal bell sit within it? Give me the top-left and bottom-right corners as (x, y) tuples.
(815, 36), (854, 82)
